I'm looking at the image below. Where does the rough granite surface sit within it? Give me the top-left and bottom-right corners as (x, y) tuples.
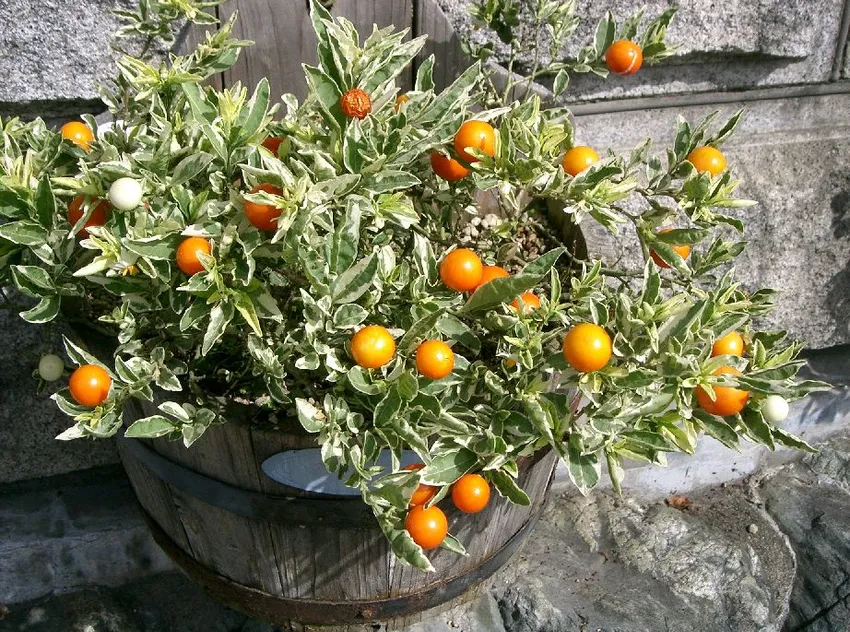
(435, 0), (848, 102)
(0, 309), (118, 484)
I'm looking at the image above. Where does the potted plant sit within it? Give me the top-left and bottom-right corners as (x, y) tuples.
(0, 0), (827, 622)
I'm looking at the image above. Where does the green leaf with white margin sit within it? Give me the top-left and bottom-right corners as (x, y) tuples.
(303, 65), (343, 131)
(125, 415), (176, 438)
(343, 119), (367, 173)
(771, 426), (816, 453)
(21, 295), (60, 324)
(440, 533), (469, 556)
(171, 152), (214, 187)
(363, 36), (427, 94)
(692, 410), (740, 449)
(330, 196), (362, 274)
(331, 254), (378, 304)
(296, 398), (324, 432)
(182, 83), (227, 160)
(462, 248), (565, 313)
(233, 291), (262, 336)
(62, 335), (112, 372)
(415, 55), (435, 91)
(202, 300), (235, 355)
(35, 175), (56, 228)
(420, 448), (477, 485)
(398, 308), (446, 354)
(234, 78), (271, 146)
(0, 220), (48, 246)
(566, 434), (601, 495)
(11, 265), (55, 297)
(489, 469), (531, 505)
(605, 448), (624, 494)
(417, 62), (481, 125)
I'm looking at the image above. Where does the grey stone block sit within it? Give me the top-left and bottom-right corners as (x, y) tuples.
(572, 92), (850, 348)
(755, 434), (850, 632)
(0, 309), (118, 484)
(0, 0), (130, 108)
(0, 474), (171, 604)
(436, 0), (847, 101)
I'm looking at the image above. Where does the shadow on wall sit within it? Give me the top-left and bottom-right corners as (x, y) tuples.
(827, 188), (850, 345)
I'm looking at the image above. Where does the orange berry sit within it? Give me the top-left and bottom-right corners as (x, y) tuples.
(394, 94), (410, 111)
(340, 88), (372, 120)
(60, 121), (94, 151)
(262, 137), (284, 154)
(453, 120), (496, 163)
(563, 323), (612, 373)
(451, 473), (490, 514)
(477, 265), (509, 288)
(176, 237), (212, 276)
(350, 325), (396, 369)
(243, 183), (283, 231)
(696, 366), (750, 417)
(605, 40), (643, 76)
(440, 248), (483, 292)
(687, 146), (727, 177)
(712, 331), (745, 357)
(650, 228), (691, 269)
(67, 196), (110, 238)
(405, 505), (448, 550)
(562, 146), (600, 176)
(403, 464), (437, 507)
(415, 340), (455, 380)
(430, 152), (470, 181)
(68, 364), (111, 407)
(510, 292), (541, 313)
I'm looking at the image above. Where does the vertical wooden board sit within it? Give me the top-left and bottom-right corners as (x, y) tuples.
(173, 12), (224, 89)
(167, 487), (285, 594)
(332, 0), (415, 91)
(117, 440), (194, 555)
(414, 0), (470, 91)
(219, 0), (312, 100)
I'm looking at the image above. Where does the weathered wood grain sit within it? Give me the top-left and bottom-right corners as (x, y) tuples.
(414, 0), (470, 91)
(219, 0), (414, 101)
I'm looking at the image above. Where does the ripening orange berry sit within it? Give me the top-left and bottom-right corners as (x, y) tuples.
(605, 40), (643, 76)
(696, 366), (750, 417)
(243, 183), (283, 231)
(687, 146), (727, 177)
(440, 248), (483, 292)
(60, 121), (94, 151)
(477, 265), (509, 288)
(67, 196), (110, 238)
(451, 473), (490, 513)
(68, 364), (111, 407)
(403, 463), (437, 507)
(453, 120), (496, 163)
(176, 237), (212, 276)
(563, 323), (612, 373)
(394, 94), (410, 111)
(510, 292), (541, 313)
(712, 331), (745, 357)
(405, 505), (448, 550)
(650, 228), (691, 269)
(350, 325), (396, 369)
(562, 146), (600, 176)
(340, 88), (372, 119)
(430, 152), (470, 181)
(262, 137), (284, 154)
(415, 340), (455, 380)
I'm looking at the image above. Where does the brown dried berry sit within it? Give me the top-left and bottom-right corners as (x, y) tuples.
(340, 88), (372, 120)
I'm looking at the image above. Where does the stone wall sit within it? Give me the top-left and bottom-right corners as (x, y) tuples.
(1, 0), (849, 483)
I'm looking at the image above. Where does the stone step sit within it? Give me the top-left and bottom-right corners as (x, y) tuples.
(2, 435), (848, 631)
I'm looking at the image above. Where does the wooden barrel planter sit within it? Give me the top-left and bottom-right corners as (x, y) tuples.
(116, 398), (558, 626)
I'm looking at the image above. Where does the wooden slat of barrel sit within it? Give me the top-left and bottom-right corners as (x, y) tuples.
(414, 0), (469, 91)
(174, 8), (224, 89)
(219, 0), (413, 102)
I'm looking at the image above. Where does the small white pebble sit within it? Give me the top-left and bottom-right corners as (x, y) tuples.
(747, 523), (759, 534)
